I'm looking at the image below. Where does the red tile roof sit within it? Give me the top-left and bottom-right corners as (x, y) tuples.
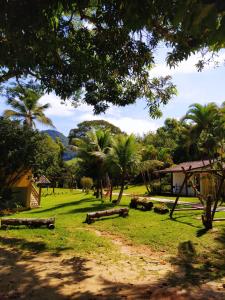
(158, 160), (211, 173)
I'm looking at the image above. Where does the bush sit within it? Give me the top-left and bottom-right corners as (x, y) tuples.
(154, 203), (169, 214)
(151, 181), (161, 193)
(80, 177), (93, 194)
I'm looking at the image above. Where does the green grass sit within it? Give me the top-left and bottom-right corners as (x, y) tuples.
(114, 184), (199, 203)
(0, 188), (225, 261)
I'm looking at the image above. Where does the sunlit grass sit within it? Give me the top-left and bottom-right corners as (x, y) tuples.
(0, 188), (224, 259)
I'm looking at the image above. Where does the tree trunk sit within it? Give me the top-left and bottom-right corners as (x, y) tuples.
(100, 179), (103, 199)
(202, 195), (212, 230)
(141, 172), (150, 194)
(116, 174), (125, 205)
(212, 175), (225, 220)
(109, 181), (113, 202)
(95, 179), (100, 198)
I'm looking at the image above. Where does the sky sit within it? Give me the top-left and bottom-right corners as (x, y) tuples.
(1, 46), (225, 137)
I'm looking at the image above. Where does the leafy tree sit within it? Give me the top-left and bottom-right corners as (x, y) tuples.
(69, 120), (122, 142)
(0, 118), (43, 193)
(107, 134), (140, 204)
(34, 135), (62, 179)
(182, 103), (224, 159)
(2, 2), (225, 116)
(3, 82), (54, 128)
(73, 129), (112, 198)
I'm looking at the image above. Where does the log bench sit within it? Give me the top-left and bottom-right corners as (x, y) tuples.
(85, 208), (129, 224)
(1, 217), (55, 229)
(130, 198), (153, 211)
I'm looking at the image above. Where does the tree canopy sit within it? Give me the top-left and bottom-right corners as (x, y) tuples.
(69, 120), (122, 141)
(4, 1), (225, 116)
(0, 118), (43, 189)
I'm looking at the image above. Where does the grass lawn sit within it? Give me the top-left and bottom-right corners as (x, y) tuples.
(0, 188), (225, 260)
(114, 184), (199, 203)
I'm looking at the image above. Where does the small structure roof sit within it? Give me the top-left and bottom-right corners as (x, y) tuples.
(36, 175), (51, 185)
(157, 160), (211, 174)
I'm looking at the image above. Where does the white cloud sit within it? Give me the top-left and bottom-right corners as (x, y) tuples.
(39, 93), (94, 116)
(150, 51), (225, 77)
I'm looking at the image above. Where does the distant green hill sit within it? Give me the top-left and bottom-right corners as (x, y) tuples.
(42, 130), (76, 161)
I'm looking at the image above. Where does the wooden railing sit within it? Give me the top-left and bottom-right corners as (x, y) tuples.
(31, 184), (40, 207)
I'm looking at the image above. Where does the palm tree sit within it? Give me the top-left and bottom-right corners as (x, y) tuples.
(182, 103), (218, 136)
(73, 129), (112, 198)
(182, 103), (221, 159)
(107, 134), (140, 204)
(3, 83), (54, 128)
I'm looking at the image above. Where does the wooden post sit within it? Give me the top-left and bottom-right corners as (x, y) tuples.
(38, 186), (42, 205)
(109, 182), (113, 202)
(170, 167), (192, 219)
(212, 174), (225, 220)
(159, 173), (162, 194)
(185, 177), (188, 196)
(171, 172), (173, 195)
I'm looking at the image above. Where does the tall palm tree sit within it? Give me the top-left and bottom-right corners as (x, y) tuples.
(107, 134), (140, 204)
(3, 83), (54, 128)
(182, 103), (218, 136)
(182, 103), (220, 159)
(73, 129), (112, 198)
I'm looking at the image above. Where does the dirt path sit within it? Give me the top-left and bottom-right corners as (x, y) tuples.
(0, 230), (225, 299)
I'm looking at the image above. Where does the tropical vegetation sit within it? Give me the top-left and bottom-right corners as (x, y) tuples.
(3, 82), (54, 128)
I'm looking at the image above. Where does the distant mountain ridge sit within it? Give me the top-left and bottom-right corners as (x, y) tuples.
(42, 130), (76, 161)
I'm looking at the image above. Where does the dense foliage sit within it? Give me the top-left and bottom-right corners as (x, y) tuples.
(0, 118), (43, 190)
(69, 120), (123, 141)
(12, 1), (225, 115)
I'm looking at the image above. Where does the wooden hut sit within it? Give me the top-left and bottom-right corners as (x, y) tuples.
(157, 160), (225, 198)
(36, 175), (51, 204)
(10, 170), (40, 208)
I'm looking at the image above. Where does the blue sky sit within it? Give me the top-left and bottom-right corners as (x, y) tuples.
(1, 47), (225, 137)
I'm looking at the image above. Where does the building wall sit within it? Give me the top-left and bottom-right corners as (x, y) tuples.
(10, 170), (32, 208)
(172, 172), (195, 196)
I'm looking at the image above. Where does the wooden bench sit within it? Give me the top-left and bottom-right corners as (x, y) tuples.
(1, 217), (55, 229)
(85, 208), (129, 224)
(130, 198), (153, 211)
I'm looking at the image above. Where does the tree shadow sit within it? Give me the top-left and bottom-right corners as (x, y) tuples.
(75, 230), (225, 299)
(165, 215), (202, 229)
(1, 230), (225, 299)
(0, 236), (47, 252)
(0, 243), (92, 300)
(196, 228), (209, 237)
(65, 203), (115, 214)
(33, 197), (101, 214)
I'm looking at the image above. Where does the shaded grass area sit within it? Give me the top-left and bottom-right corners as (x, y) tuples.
(1, 188), (225, 298)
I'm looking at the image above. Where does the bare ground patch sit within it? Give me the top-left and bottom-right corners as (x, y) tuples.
(0, 230), (225, 299)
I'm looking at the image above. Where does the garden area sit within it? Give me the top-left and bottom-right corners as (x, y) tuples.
(1, 187), (225, 299)
(1, 1), (225, 299)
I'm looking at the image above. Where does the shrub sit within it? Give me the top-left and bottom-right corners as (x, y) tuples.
(80, 177), (93, 194)
(154, 203), (169, 214)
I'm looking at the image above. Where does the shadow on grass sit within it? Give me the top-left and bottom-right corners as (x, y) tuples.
(32, 197), (101, 214)
(63, 201), (128, 215)
(0, 236), (47, 252)
(168, 213), (202, 229)
(196, 228), (209, 237)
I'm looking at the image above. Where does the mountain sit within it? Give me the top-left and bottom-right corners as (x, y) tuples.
(42, 130), (76, 161)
